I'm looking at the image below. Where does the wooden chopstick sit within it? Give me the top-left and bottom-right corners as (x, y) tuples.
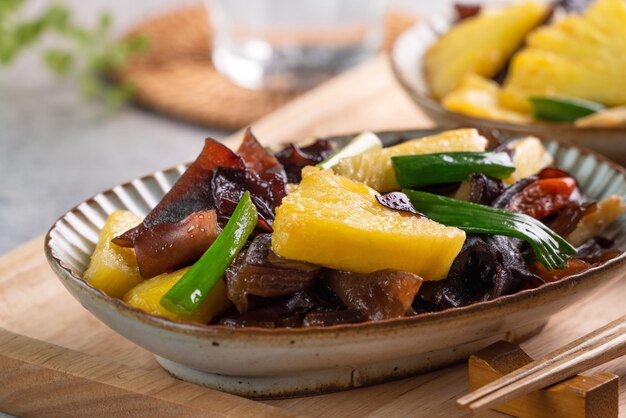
(458, 314), (626, 413)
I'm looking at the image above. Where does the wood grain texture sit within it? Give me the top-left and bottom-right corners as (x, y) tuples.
(1, 55), (626, 417)
(469, 341), (618, 418)
(0, 329), (296, 418)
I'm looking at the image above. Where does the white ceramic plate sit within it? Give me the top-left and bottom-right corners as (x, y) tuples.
(390, 18), (626, 163)
(45, 130), (626, 398)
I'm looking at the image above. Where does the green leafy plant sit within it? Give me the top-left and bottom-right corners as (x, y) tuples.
(0, 0), (149, 108)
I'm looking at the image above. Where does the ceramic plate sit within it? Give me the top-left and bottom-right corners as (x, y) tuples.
(390, 18), (626, 163)
(45, 129), (626, 398)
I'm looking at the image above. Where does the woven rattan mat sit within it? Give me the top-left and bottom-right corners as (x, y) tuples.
(116, 6), (416, 130)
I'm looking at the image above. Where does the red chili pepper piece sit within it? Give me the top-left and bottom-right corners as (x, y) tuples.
(538, 167), (573, 180)
(530, 258), (590, 283)
(506, 177), (577, 219)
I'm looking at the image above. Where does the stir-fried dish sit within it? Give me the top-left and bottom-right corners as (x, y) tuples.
(84, 128), (626, 327)
(425, 0), (626, 126)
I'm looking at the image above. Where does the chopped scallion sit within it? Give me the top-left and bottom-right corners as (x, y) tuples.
(530, 96), (604, 122)
(402, 190), (576, 270)
(392, 152), (515, 188)
(160, 191), (258, 315)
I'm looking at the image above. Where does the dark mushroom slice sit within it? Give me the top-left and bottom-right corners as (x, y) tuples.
(491, 176), (538, 209)
(225, 234), (321, 313)
(546, 201), (597, 237)
(212, 129), (288, 231)
(236, 128), (288, 213)
(575, 237), (622, 265)
(114, 138), (244, 248)
(326, 269), (423, 321)
(467, 173), (506, 205)
(274, 139), (335, 183)
(218, 291), (318, 328)
(133, 210), (220, 278)
(113, 132), (290, 277)
(211, 168), (280, 231)
(376, 192), (424, 216)
(218, 281), (364, 328)
(238, 128), (284, 175)
(454, 174), (505, 205)
(414, 235), (542, 312)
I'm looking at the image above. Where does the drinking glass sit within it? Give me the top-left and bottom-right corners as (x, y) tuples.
(207, 0), (387, 91)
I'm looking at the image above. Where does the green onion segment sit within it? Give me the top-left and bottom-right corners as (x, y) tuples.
(403, 190), (576, 270)
(160, 191), (258, 315)
(392, 152), (515, 188)
(317, 131), (382, 170)
(530, 96), (604, 122)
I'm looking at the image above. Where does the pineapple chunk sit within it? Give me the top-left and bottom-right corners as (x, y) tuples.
(333, 128), (488, 193)
(501, 0), (626, 111)
(503, 137), (553, 184)
(575, 106), (626, 128)
(123, 267), (231, 323)
(425, 1), (549, 99)
(442, 74), (531, 123)
(567, 195), (626, 247)
(85, 211), (144, 298)
(271, 167), (466, 280)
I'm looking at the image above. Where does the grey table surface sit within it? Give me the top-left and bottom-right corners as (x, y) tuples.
(0, 0), (224, 256)
(0, 0), (455, 256)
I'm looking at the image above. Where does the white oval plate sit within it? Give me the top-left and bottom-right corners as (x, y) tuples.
(46, 130), (626, 398)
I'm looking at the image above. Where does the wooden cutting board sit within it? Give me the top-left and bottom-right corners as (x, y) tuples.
(2, 55), (626, 417)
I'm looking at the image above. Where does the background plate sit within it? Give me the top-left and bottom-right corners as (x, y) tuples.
(390, 18), (626, 163)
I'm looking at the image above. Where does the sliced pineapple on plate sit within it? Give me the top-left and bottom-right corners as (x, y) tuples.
(425, 1), (549, 99)
(442, 74), (531, 123)
(567, 195), (626, 247)
(333, 128), (488, 193)
(123, 267), (231, 323)
(271, 166), (466, 280)
(575, 106), (626, 127)
(84, 210), (144, 298)
(501, 0), (626, 112)
(503, 136), (553, 184)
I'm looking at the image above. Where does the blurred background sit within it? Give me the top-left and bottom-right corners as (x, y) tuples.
(0, 0), (514, 254)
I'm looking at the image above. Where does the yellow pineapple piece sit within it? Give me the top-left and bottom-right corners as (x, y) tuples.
(85, 211), (144, 298)
(575, 106), (626, 127)
(567, 196), (626, 247)
(425, 1), (549, 99)
(503, 137), (553, 184)
(333, 128), (487, 193)
(442, 74), (531, 123)
(501, 0), (626, 112)
(124, 267), (231, 323)
(271, 167), (466, 280)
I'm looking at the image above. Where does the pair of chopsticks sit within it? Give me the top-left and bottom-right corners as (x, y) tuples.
(458, 314), (626, 413)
